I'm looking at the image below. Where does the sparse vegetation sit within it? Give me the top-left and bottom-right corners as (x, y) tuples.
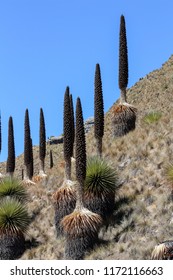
(165, 163), (173, 184)
(0, 43), (173, 260)
(143, 111), (162, 124)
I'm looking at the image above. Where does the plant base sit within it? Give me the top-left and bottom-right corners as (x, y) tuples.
(61, 208), (102, 259)
(111, 103), (137, 137)
(0, 234), (25, 260)
(52, 180), (76, 236)
(83, 192), (115, 220)
(64, 235), (96, 260)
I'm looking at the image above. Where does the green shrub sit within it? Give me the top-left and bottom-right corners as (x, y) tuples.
(83, 156), (119, 218)
(143, 111), (162, 124)
(0, 178), (28, 202)
(0, 198), (30, 235)
(84, 156), (118, 194)
(166, 163), (173, 183)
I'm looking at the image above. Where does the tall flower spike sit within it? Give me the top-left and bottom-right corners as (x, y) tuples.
(6, 116), (15, 177)
(111, 15), (137, 137)
(63, 87), (73, 180)
(61, 97), (102, 260)
(39, 108), (46, 176)
(94, 63), (104, 157)
(119, 15), (128, 103)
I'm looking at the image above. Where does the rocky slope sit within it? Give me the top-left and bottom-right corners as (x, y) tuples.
(1, 54), (173, 259)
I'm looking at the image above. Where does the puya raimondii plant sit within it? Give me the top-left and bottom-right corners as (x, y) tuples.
(112, 15), (137, 137)
(61, 97), (102, 260)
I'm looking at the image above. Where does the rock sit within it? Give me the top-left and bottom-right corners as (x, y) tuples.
(47, 117), (94, 146)
(47, 136), (63, 145)
(84, 117), (94, 134)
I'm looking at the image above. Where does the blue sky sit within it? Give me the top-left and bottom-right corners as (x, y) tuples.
(0, 0), (172, 162)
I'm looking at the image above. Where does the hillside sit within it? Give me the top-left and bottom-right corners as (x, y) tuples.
(1, 54), (173, 259)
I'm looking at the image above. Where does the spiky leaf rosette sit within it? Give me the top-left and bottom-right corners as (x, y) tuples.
(39, 108), (46, 161)
(75, 97), (86, 185)
(61, 208), (102, 259)
(83, 156), (118, 218)
(52, 180), (76, 236)
(119, 15), (128, 93)
(0, 179), (28, 202)
(0, 198), (30, 235)
(6, 116), (15, 174)
(24, 109), (31, 166)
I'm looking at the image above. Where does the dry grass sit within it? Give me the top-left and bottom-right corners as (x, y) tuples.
(1, 55), (173, 259)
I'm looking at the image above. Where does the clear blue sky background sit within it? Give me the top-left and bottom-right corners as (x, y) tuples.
(0, 0), (172, 162)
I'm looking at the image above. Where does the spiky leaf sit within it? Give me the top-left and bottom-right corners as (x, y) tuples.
(0, 179), (28, 202)
(84, 156), (118, 195)
(0, 198), (30, 235)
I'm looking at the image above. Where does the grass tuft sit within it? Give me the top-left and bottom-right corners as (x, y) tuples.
(143, 111), (162, 124)
(165, 163), (173, 183)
